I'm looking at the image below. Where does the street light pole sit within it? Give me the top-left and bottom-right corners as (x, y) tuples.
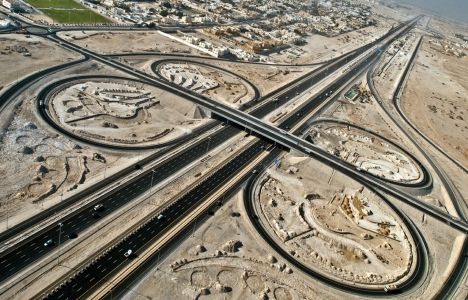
(149, 169), (158, 207)
(5, 202), (8, 230)
(57, 222), (63, 265)
(150, 169), (156, 194)
(205, 137), (211, 154)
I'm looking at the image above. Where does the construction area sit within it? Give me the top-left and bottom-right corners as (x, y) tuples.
(126, 190), (324, 300)
(47, 78), (209, 147)
(56, 31), (202, 55)
(157, 61), (255, 107)
(0, 2), (466, 299)
(125, 151), (418, 299)
(0, 34), (80, 90)
(0, 93), (138, 232)
(306, 122), (423, 184)
(256, 153), (415, 288)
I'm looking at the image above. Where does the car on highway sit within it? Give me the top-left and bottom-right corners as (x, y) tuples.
(44, 239), (54, 247)
(124, 249), (133, 258)
(157, 214), (164, 220)
(384, 284), (399, 294)
(93, 204), (104, 211)
(67, 232), (78, 239)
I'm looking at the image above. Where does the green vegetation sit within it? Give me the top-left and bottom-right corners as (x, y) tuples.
(24, 0), (111, 23)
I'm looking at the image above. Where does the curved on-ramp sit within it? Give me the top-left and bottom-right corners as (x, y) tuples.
(37, 75), (221, 150)
(243, 160), (430, 297)
(307, 118), (432, 191)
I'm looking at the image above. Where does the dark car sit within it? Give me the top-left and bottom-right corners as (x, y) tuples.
(67, 232), (78, 239)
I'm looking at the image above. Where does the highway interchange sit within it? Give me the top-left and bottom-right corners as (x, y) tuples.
(0, 10), (466, 300)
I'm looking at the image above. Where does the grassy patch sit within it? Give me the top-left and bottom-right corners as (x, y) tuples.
(25, 0), (111, 23)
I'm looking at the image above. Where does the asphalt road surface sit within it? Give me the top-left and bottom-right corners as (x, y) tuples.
(43, 139), (271, 300)
(41, 23), (417, 298)
(0, 16), (399, 283)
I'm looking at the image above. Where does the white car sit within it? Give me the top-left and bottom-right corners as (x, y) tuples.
(44, 239), (54, 247)
(124, 249), (133, 258)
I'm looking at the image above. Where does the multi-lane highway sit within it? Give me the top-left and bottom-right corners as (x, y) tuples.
(0, 19), (376, 245)
(244, 162), (429, 296)
(0, 10), (465, 300)
(35, 16), (438, 299)
(367, 35), (467, 221)
(306, 118), (431, 188)
(15, 16), (402, 236)
(0, 16), (387, 283)
(41, 139), (272, 300)
(365, 29), (468, 298)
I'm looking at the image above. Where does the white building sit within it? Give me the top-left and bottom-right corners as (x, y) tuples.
(2, 0), (11, 9)
(0, 19), (11, 28)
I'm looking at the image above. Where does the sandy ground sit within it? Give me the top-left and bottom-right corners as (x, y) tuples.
(0, 79), (142, 233)
(319, 73), (460, 216)
(270, 19), (394, 65)
(0, 59), (144, 232)
(48, 78), (208, 147)
(401, 38), (468, 167)
(124, 154), (465, 299)
(369, 15), (467, 212)
(372, 1), (418, 23)
(1, 123), (256, 299)
(120, 55), (316, 98)
(125, 191), (347, 300)
(307, 122), (423, 184)
(256, 152), (414, 287)
(157, 62), (255, 107)
(373, 31), (421, 101)
(0, 34), (81, 90)
(57, 31), (208, 55)
(177, 60), (315, 97)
